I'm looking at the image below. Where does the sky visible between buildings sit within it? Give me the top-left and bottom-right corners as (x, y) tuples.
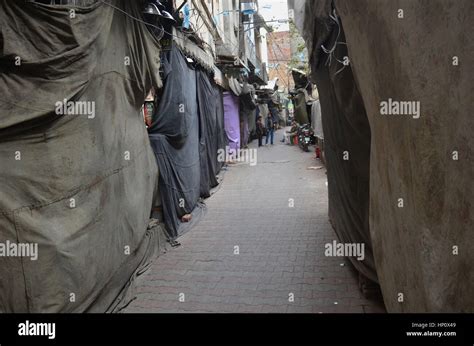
(259, 0), (290, 32)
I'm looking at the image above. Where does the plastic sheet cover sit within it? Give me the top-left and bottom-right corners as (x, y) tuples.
(337, 0), (473, 312)
(298, 0), (473, 312)
(148, 47), (226, 239)
(295, 0), (377, 287)
(0, 0), (165, 312)
(197, 69), (227, 198)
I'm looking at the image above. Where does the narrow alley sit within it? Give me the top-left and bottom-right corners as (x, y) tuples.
(1, 0), (471, 343)
(125, 129), (385, 313)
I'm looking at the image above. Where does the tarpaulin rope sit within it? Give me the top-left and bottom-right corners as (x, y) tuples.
(320, 8), (348, 75)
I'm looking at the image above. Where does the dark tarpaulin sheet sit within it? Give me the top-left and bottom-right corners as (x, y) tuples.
(240, 113), (249, 148)
(336, 0), (473, 312)
(197, 69), (226, 198)
(300, 0), (473, 312)
(240, 84), (257, 137)
(0, 0), (165, 312)
(239, 84), (256, 147)
(148, 46), (207, 240)
(297, 0), (376, 285)
(294, 91), (310, 125)
(215, 87), (228, 169)
(248, 107), (256, 136)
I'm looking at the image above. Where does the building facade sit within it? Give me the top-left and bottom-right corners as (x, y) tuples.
(266, 30), (292, 92)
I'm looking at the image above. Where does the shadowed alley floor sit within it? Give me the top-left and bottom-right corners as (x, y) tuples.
(124, 130), (385, 313)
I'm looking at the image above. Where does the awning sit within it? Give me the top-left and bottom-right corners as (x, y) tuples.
(172, 28), (215, 72)
(172, 28), (224, 86)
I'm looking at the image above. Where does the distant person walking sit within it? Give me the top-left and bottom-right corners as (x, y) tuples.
(265, 113), (275, 145)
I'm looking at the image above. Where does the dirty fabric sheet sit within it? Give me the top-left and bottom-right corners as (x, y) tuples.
(0, 0), (164, 312)
(298, 0), (473, 312)
(148, 46), (206, 240)
(197, 69), (227, 198)
(336, 0), (473, 312)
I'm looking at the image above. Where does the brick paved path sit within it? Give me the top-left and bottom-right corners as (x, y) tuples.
(124, 130), (385, 313)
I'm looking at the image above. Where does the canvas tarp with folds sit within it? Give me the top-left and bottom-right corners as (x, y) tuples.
(296, 0), (473, 312)
(311, 100), (323, 139)
(293, 91), (310, 125)
(197, 69), (227, 198)
(0, 0), (166, 312)
(148, 47), (203, 240)
(239, 83), (257, 145)
(148, 46), (226, 239)
(240, 84), (257, 137)
(300, 4), (376, 284)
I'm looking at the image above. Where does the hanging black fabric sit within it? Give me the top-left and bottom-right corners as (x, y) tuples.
(215, 85), (227, 173)
(197, 69), (226, 198)
(239, 84), (257, 139)
(148, 46), (206, 240)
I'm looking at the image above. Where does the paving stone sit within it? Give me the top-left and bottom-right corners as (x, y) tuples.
(123, 133), (385, 314)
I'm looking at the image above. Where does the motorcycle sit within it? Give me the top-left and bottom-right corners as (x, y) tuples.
(297, 124), (315, 152)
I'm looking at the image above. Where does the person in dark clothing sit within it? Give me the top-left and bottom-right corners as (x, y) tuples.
(265, 113), (274, 145)
(256, 116), (264, 147)
(268, 101), (280, 130)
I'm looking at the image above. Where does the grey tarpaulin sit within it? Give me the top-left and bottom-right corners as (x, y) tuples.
(336, 0), (474, 313)
(0, 0), (166, 312)
(197, 69), (227, 198)
(239, 83), (257, 142)
(148, 46), (226, 239)
(293, 90), (310, 125)
(297, 0), (473, 312)
(148, 46), (205, 240)
(311, 100), (323, 139)
(301, 1), (376, 285)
